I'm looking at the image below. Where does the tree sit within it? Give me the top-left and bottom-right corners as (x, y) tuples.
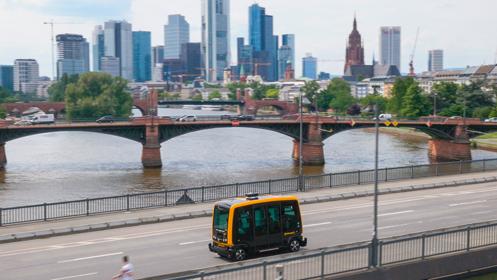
(325, 78), (355, 113)
(301, 80), (320, 108)
(400, 83), (432, 118)
(432, 82), (459, 115)
(265, 88), (279, 99)
(387, 77), (416, 114)
(360, 94), (388, 114)
(192, 93), (203, 101)
(48, 74), (79, 102)
(347, 104), (361, 115)
(208, 90), (222, 100)
(65, 72), (132, 120)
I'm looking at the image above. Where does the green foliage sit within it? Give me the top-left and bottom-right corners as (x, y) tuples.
(192, 93), (203, 101)
(227, 82), (276, 100)
(203, 83), (222, 89)
(473, 106), (493, 119)
(208, 90), (222, 100)
(0, 106), (6, 119)
(301, 80), (320, 104)
(388, 77), (416, 114)
(265, 88), (279, 99)
(432, 82), (458, 113)
(325, 78), (355, 113)
(400, 84), (432, 118)
(159, 92), (180, 100)
(0, 86), (18, 103)
(48, 74), (79, 102)
(360, 94), (388, 114)
(65, 72), (132, 120)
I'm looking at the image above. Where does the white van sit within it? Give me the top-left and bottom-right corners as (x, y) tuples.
(30, 114), (55, 125)
(374, 114), (392, 121)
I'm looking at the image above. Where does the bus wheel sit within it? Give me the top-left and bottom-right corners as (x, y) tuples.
(233, 248), (247, 261)
(289, 239), (301, 252)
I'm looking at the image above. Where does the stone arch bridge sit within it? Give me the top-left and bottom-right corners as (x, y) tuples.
(0, 116), (495, 169)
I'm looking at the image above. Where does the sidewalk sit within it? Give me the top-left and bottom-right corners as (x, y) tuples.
(1, 171), (497, 243)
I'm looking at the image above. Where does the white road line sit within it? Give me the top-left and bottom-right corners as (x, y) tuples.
(51, 272), (98, 280)
(305, 222), (332, 228)
(377, 223), (413, 230)
(449, 200), (487, 207)
(179, 239), (211, 246)
(57, 252), (123, 264)
(378, 210), (414, 217)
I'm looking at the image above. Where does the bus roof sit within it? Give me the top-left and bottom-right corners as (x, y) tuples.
(215, 195), (299, 209)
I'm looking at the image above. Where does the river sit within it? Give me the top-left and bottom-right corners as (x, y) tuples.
(0, 108), (496, 207)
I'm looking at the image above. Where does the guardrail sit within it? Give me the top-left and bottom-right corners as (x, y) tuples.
(1, 158), (497, 226)
(167, 220), (497, 280)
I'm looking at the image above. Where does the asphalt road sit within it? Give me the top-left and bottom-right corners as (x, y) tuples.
(1, 182), (497, 280)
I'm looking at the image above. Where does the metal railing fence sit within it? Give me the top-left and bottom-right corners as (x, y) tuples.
(1, 158), (497, 226)
(168, 221), (497, 280)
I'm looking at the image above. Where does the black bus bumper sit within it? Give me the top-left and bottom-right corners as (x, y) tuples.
(209, 243), (234, 258)
(300, 237), (308, 247)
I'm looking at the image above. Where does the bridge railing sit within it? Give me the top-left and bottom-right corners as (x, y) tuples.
(167, 220), (497, 280)
(1, 158), (497, 226)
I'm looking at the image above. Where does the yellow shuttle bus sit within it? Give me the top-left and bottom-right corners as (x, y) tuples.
(208, 194), (307, 261)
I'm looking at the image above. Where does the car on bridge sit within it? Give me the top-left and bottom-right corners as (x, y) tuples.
(96, 115), (115, 123)
(485, 117), (497, 123)
(231, 115), (255, 121)
(176, 115), (197, 122)
(209, 194), (307, 261)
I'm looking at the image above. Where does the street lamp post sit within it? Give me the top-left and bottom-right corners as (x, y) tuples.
(371, 85), (381, 267)
(299, 91), (304, 191)
(433, 93), (437, 117)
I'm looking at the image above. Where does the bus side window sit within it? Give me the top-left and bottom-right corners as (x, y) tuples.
(282, 203), (300, 232)
(254, 206), (267, 236)
(267, 205), (281, 234)
(236, 207), (253, 242)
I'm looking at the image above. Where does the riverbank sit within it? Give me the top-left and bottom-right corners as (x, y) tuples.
(472, 132), (497, 152)
(364, 127), (430, 141)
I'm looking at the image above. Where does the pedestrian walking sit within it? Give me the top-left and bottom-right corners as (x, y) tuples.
(112, 255), (134, 280)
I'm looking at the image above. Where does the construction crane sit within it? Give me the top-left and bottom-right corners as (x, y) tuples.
(43, 20), (82, 80)
(409, 28), (420, 77)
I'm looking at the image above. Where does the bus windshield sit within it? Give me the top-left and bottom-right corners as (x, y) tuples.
(214, 206), (230, 231)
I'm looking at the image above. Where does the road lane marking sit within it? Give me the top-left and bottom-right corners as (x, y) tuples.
(306, 222), (332, 228)
(378, 210), (414, 217)
(179, 239), (211, 246)
(58, 252), (123, 264)
(51, 272), (98, 280)
(449, 200), (487, 207)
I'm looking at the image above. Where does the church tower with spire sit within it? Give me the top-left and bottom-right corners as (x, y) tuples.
(344, 16), (365, 73)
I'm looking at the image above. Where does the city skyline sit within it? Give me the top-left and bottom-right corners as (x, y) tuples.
(0, 0), (496, 77)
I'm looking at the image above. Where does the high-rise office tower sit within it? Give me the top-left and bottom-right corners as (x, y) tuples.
(237, 37), (254, 77)
(303, 53), (317, 80)
(153, 46), (165, 65)
(13, 59), (39, 93)
(0, 65), (14, 92)
(428, 49), (444, 72)
(380, 26), (401, 72)
(132, 31), (152, 82)
(164, 15), (190, 60)
(92, 25), (105, 71)
(100, 56), (121, 77)
(56, 34), (90, 78)
(279, 34), (295, 80)
(201, 0), (230, 82)
(248, 4), (277, 81)
(344, 17), (365, 73)
(104, 20), (133, 80)
(180, 43), (202, 79)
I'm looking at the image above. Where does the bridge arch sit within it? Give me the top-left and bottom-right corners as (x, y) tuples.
(158, 123), (301, 143)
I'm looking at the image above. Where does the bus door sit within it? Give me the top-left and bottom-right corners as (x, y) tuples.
(282, 201), (301, 237)
(266, 204), (283, 248)
(253, 205), (269, 249)
(234, 207), (253, 247)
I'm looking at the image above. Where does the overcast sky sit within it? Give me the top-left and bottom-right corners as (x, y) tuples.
(1, 0), (496, 78)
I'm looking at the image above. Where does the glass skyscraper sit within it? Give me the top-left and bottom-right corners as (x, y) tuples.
(201, 0), (230, 82)
(380, 26), (401, 72)
(247, 4), (277, 81)
(0, 65), (14, 92)
(132, 31), (152, 82)
(279, 34), (295, 80)
(92, 25), (105, 71)
(164, 15), (190, 60)
(428, 49), (444, 72)
(104, 20), (133, 80)
(56, 34), (90, 79)
(303, 53), (317, 80)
